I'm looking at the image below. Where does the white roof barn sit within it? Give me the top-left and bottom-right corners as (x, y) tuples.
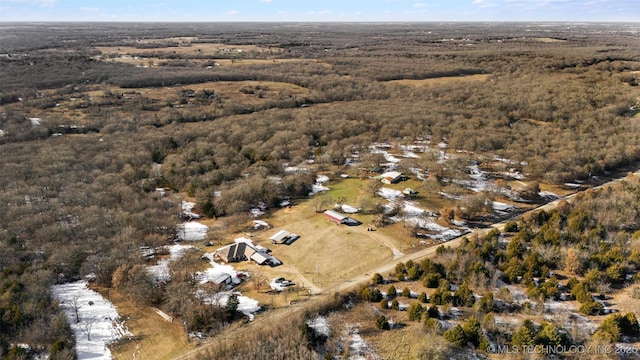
(269, 230), (290, 244)
(380, 171), (403, 184)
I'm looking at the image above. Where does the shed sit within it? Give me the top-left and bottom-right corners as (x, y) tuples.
(208, 273), (232, 290)
(380, 171), (403, 184)
(250, 252), (270, 265)
(250, 251), (282, 266)
(270, 230), (290, 244)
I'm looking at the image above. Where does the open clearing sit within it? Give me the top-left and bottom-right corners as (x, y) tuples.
(95, 286), (190, 360)
(387, 74), (490, 86)
(101, 55), (326, 68)
(95, 42), (278, 57)
(16, 80), (311, 126)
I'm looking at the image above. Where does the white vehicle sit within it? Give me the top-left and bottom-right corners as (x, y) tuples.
(269, 277), (295, 291)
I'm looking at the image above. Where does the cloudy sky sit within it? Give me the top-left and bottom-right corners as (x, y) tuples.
(0, 0), (637, 22)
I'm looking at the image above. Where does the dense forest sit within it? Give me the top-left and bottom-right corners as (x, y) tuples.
(1, 22), (639, 359)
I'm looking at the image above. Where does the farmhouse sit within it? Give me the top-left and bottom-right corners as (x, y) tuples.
(215, 242), (255, 263)
(323, 209), (362, 226)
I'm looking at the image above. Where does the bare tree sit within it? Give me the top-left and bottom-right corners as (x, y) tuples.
(314, 194), (333, 213)
(366, 179), (383, 198)
(80, 321), (93, 341)
(70, 294), (81, 323)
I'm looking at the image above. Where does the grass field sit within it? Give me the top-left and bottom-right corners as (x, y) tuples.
(95, 42), (277, 57)
(19, 80), (311, 126)
(387, 74), (490, 86)
(101, 55), (326, 68)
(246, 177), (435, 291)
(91, 287), (191, 360)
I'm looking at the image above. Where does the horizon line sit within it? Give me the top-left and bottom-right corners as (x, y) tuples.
(1, 20), (639, 24)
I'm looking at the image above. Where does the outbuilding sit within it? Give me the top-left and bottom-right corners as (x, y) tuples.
(323, 210), (362, 226)
(269, 229), (290, 244)
(324, 209), (347, 224)
(208, 273), (232, 290)
(380, 171), (403, 184)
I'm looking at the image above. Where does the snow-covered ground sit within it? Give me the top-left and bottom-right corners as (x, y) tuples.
(181, 201), (200, 219)
(492, 201), (517, 216)
(370, 144), (401, 169)
(378, 187), (467, 241)
(177, 221), (209, 241)
(346, 325), (380, 360)
(252, 220), (270, 229)
(409, 217), (469, 241)
(196, 253), (245, 287)
(307, 315), (330, 337)
(339, 204), (360, 213)
(310, 175), (330, 195)
(197, 291), (260, 321)
(196, 253), (260, 320)
(147, 244), (195, 282)
(377, 187), (403, 201)
(196, 251), (260, 320)
(146, 242), (260, 324)
(539, 191), (560, 200)
(52, 281), (131, 360)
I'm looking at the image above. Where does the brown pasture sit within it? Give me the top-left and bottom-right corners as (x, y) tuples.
(91, 286), (191, 360)
(95, 42), (276, 57)
(387, 74), (490, 86)
(99, 55), (326, 68)
(17, 80), (311, 125)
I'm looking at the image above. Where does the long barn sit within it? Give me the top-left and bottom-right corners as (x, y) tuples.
(323, 209), (362, 226)
(323, 209), (346, 223)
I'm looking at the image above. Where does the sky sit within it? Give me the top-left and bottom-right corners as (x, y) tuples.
(0, 0), (638, 22)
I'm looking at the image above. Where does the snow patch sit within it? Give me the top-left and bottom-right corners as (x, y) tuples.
(316, 175), (330, 183)
(309, 175), (330, 195)
(196, 253), (245, 286)
(346, 325), (380, 360)
(339, 204), (360, 213)
(410, 218), (467, 241)
(177, 222), (209, 241)
(52, 281), (131, 360)
(378, 187), (403, 200)
(307, 315), (330, 337)
(252, 220), (270, 229)
(147, 244), (195, 282)
(181, 201), (201, 219)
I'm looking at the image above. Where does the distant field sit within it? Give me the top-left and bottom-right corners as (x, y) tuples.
(18, 80), (311, 125)
(529, 37), (567, 43)
(101, 55), (326, 68)
(387, 74), (490, 86)
(95, 42), (276, 56)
